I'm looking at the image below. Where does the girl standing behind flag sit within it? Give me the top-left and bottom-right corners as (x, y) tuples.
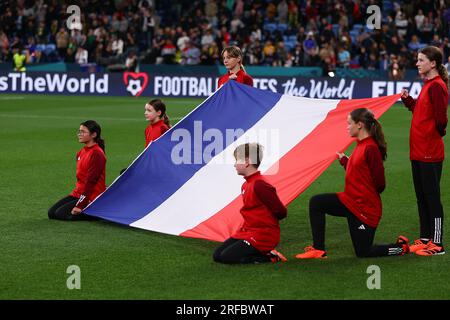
(144, 99), (170, 147)
(400, 46), (448, 256)
(48, 120), (106, 221)
(295, 108), (409, 259)
(217, 46), (253, 88)
(119, 99), (170, 175)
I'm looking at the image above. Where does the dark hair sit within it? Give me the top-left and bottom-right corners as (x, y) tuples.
(419, 46), (449, 88)
(80, 120), (105, 152)
(350, 108), (387, 161)
(233, 143), (264, 168)
(148, 99), (171, 127)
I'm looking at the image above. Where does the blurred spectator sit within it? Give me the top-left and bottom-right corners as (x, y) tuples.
(445, 56), (450, 74)
(292, 44), (305, 66)
(367, 53), (379, 70)
(66, 46), (75, 63)
(111, 12), (129, 34)
(395, 10), (408, 38)
(230, 15), (245, 34)
(0, 30), (9, 62)
(337, 45), (351, 68)
(209, 41), (220, 63)
(26, 36), (42, 64)
(75, 46), (88, 64)
(56, 27), (69, 59)
(111, 34), (124, 57)
(319, 42), (336, 70)
(142, 7), (157, 48)
(262, 40), (277, 66)
(414, 9), (425, 30)
(287, 1), (298, 28)
(419, 17), (433, 43)
(389, 36), (402, 56)
(177, 31), (190, 52)
(388, 54), (405, 80)
(277, 0), (288, 24)
(204, 0), (218, 27)
(379, 51), (389, 71)
(284, 52), (294, 67)
(200, 45), (214, 65)
(12, 46), (27, 71)
(303, 31), (318, 65)
(249, 24), (262, 43)
(125, 51), (138, 71)
(408, 35), (423, 51)
(161, 39), (176, 64)
(183, 41), (200, 65)
(266, 2), (277, 22)
(201, 29), (215, 47)
(276, 42), (288, 66)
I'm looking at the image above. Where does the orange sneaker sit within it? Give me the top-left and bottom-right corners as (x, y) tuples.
(269, 249), (288, 262)
(295, 246), (327, 259)
(396, 235), (410, 255)
(415, 242), (445, 256)
(409, 239), (429, 253)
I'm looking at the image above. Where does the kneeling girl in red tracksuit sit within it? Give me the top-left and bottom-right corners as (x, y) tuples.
(48, 120), (106, 221)
(296, 108), (409, 259)
(213, 143), (287, 264)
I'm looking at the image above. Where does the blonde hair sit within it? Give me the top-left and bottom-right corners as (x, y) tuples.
(233, 143), (264, 168)
(222, 45), (247, 73)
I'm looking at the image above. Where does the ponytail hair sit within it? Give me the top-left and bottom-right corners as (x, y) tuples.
(350, 108), (387, 161)
(438, 64), (449, 89)
(162, 114), (170, 127)
(419, 46), (449, 89)
(148, 98), (171, 128)
(80, 120), (105, 152)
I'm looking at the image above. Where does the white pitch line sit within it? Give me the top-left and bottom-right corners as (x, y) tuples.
(0, 95), (204, 104)
(0, 96), (26, 100)
(0, 113), (183, 122)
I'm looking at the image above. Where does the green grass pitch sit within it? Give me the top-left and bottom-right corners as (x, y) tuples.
(0, 94), (449, 299)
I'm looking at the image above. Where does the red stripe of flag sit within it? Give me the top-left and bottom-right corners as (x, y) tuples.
(180, 94), (401, 242)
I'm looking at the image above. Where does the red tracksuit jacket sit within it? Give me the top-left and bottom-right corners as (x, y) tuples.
(232, 171), (287, 252)
(145, 120), (169, 147)
(217, 69), (254, 88)
(337, 137), (385, 228)
(70, 143), (106, 209)
(402, 75), (448, 162)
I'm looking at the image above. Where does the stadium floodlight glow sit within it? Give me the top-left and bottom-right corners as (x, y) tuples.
(328, 71), (335, 77)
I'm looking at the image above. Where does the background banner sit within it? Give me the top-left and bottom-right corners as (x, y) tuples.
(0, 71), (424, 99)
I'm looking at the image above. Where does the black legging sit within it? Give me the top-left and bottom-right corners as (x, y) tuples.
(48, 196), (98, 221)
(411, 161), (444, 244)
(213, 238), (271, 264)
(309, 193), (403, 257)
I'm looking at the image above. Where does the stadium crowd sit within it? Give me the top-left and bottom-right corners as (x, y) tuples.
(1, 0), (450, 78)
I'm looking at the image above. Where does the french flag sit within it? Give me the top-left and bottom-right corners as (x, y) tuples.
(84, 81), (400, 242)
